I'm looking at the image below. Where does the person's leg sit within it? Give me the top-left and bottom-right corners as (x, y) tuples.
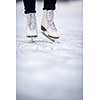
(43, 0), (57, 10)
(23, 0), (36, 14)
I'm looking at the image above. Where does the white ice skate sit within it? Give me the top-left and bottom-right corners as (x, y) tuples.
(41, 10), (60, 42)
(26, 13), (38, 40)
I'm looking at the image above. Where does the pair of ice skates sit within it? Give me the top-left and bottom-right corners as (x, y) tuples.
(26, 10), (60, 42)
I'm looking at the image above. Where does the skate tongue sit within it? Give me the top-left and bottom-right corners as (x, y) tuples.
(47, 10), (53, 18)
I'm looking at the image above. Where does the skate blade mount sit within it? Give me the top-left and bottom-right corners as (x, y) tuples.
(41, 32), (55, 42)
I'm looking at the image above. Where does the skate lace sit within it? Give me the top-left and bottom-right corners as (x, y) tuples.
(47, 11), (57, 31)
(27, 13), (36, 30)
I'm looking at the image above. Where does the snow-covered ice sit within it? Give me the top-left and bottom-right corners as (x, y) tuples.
(16, 1), (83, 100)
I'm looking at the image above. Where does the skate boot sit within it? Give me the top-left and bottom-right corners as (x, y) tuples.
(41, 10), (59, 41)
(26, 13), (38, 39)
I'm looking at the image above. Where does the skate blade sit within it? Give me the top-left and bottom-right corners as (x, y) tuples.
(26, 35), (37, 42)
(26, 35), (38, 38)
(48, 35), (59, 39)
(41, 32), (55, 42)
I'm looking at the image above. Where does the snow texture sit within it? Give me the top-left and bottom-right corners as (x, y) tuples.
(16, 1), (83, 100)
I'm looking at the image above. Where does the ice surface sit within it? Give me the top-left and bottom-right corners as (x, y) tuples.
(16, 1), (83, 100)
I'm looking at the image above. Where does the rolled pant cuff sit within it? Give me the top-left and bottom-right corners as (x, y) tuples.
(24, 10), (36, 14)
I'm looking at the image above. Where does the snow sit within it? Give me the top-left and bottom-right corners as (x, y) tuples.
(16, 1), (83, 100)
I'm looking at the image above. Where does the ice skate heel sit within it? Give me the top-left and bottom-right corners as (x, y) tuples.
(41, 25), (55, 42)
